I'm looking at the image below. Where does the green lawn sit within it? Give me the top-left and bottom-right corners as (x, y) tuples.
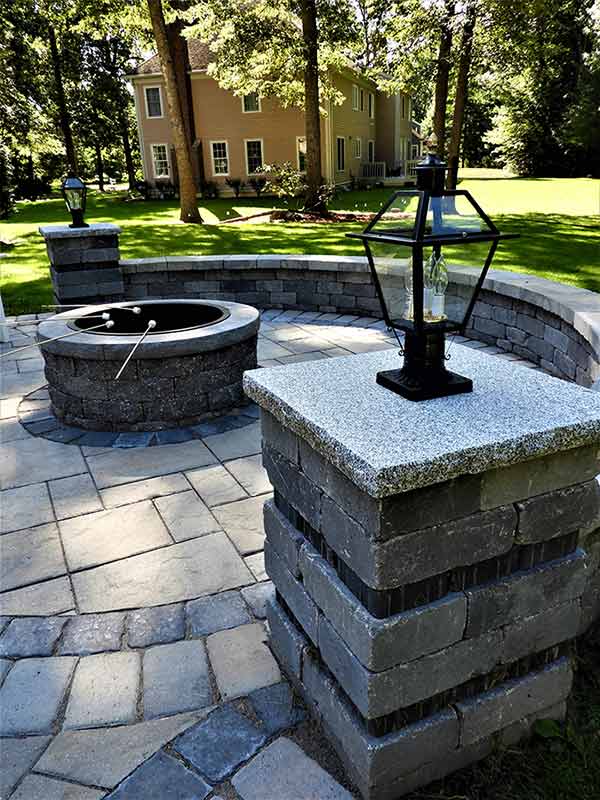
(1, 170), (599, 314)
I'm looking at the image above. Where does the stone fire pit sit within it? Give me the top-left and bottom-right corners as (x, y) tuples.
(37, 299), (259, 431)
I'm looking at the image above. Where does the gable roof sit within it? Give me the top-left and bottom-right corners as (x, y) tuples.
(135, 39), (212, 74)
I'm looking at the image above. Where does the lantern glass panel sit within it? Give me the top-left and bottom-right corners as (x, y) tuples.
(367, 192), (422, 238)
(425, 194), (492, 238)
(367, 240), (413, 323)
(368, 240), (497, 331)
(64, 188), (84, 210)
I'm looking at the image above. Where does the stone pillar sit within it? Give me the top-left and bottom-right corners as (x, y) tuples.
(244, 346), (600, 800)
(39, 223), (124, 307)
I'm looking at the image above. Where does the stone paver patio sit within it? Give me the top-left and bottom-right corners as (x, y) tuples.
(0, 309), (544, 799)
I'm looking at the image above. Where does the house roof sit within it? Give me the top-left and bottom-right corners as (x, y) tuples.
(135, 39), (212, 74)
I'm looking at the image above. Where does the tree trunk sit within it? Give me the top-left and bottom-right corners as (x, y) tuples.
(48, 25), (77, 173)
(447, 2), (477, 190)
(95, 141), (105, 191)
(299, 0), (325, 213)
(166, 20), (202, 188)
(118, 109), (137, 191)
(146, 0), (202, 223)
(432, 0), (455, 158)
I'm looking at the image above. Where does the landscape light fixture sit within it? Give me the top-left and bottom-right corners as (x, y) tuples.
(61, 173), (88, 228)
(347, 137), (518, 401)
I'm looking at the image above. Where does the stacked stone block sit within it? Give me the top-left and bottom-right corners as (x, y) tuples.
(464, 287), (600, 387)
(260, 409), (599, 799)
(40, 223), (124, 307)
(122, 256), (381, 318)
(41, 336), (257, 432)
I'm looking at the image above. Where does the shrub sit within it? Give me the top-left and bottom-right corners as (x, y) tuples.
(200, 180), (219, 199)
(225, 178), (245, 198)
(0, 146), (15, 219)
(248, 177), (267, 197)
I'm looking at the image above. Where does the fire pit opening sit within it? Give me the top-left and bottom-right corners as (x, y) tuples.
(37, 300), (259, 432)
(72, 302), (229, 335)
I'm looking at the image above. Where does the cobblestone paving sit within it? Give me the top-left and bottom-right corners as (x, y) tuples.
(0, 309), (544, 799)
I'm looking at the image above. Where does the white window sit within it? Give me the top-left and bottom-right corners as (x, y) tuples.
(368, 92), (375, 119)
(336, 137), (345, 171)
(211, 141), (229, 176)
(144, 86), (163, 119)
(151, 144), (170, 178)
(242, 93), (261, 113)
(353, 137), (362, 159)
(352, 84), (360, 111)
(245, 139), (263, 174)
(368, 139), (375, 163)
(296, 136), (307, 172)
(360, 89), (365, 112)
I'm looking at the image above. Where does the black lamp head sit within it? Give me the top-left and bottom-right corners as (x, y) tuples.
(61, 174), (88, 228)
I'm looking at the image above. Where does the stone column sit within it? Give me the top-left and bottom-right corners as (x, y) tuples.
(244, 346), (600, 800)
(39, 223), (124, 307)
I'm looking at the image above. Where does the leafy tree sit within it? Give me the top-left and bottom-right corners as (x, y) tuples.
(185, 0), (358, 211)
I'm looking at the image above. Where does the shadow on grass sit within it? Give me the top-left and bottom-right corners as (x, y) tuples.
(0, 275), (53, 316)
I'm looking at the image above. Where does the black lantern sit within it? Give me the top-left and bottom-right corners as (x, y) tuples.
(347, 147), (517, 401)
(61, 174), (88, 228)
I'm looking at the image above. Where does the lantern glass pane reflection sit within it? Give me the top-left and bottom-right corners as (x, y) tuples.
(425, 194), (492, 237)
(64, 188), (84, 210)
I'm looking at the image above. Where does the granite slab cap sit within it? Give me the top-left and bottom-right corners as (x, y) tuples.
(244, 346), (600, 498)
(37, 300), (259, 360)
(39, 223), (122, 239)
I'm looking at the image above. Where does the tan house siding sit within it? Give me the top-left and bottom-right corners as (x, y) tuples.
(329, 72), (377, 183)
(190, 75), (308, 183)
(134, 79), (174, 182)
(131, 61), (415, 190)
(375, 92), (412, 172)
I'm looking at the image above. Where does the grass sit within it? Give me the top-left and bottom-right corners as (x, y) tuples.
(1, 170), (599, 314)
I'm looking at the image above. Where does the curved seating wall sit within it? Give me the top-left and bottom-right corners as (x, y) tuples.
(120, 255), (600, 389)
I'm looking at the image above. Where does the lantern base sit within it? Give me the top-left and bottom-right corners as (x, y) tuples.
(376, 367), (472, 401)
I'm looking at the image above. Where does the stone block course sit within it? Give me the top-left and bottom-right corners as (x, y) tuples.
(302, 649), (460, 793)
(264, 498), (304, 577)
(501, 600), (581, 663)
(320, 494), (516, 590)
(317, 615), (503, 718)
(263, 444), (321, 530)
(456, 658), (572, 746)
(516, 480), (600, 543)
(465, 550), (587, 637)
(264, 542), (319, 645)
(266, 595), (307, 678)
(480, 445), (600, 509)
(299, 543), (467, 671)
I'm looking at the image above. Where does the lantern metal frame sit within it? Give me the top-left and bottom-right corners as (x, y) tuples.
(347, 160), (518, 401)
(61, 174), (89, 229)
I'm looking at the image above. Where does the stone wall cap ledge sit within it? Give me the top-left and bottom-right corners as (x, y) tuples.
(245, 345), (600, 497)
(39, 223), (122, 239)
